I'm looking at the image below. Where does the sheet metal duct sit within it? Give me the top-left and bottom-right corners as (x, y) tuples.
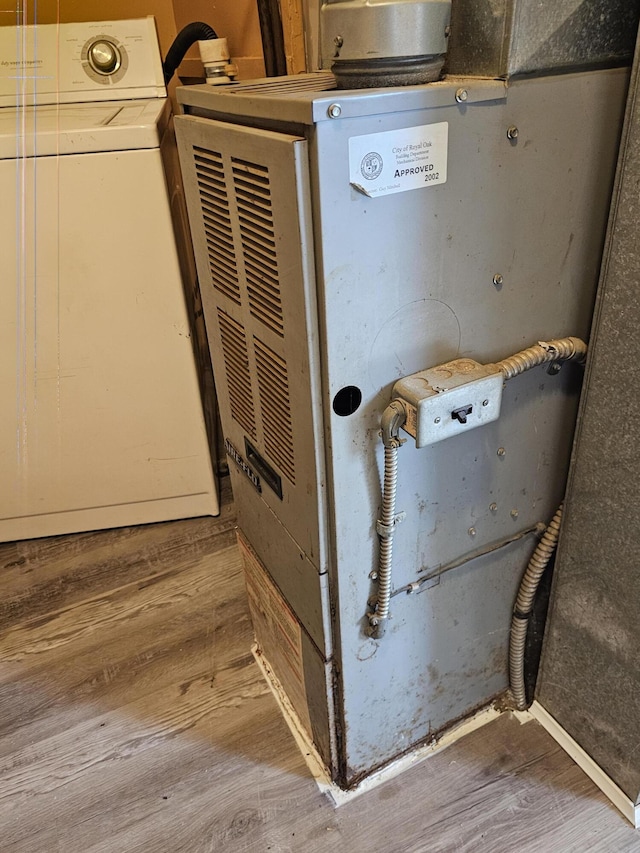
(446, 0), (640, 77)
(321, 0), (452, 87)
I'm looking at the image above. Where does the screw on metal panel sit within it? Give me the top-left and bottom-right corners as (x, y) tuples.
(328, 103), (342, 118)
(497, 447), (506, 457)
(507, 125), (519, 140)
(493, 273), (504, 287)
(334, 35), (343, 47)
(482, 399), (489, 407)
(445, 25), (451, 37)
(548, 362), (562, 375)
(434, 416), (441, 424)
(408, 582), (420, 594)
(511, 509), (519, 519)
(369, 570), (378, 580)
(455, 88), (468, 103)
(468, 527), (477, 537)
(489, 502), (498, 512)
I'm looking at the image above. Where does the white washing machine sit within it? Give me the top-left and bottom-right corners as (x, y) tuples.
(0, 18), (218, 541)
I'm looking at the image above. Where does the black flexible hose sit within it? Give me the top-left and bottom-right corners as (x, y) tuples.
(163, 22), (218, 85)
(256, 0), (287, 77)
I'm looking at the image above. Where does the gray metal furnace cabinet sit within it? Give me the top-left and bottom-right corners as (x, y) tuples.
(175, 70), (627, 787)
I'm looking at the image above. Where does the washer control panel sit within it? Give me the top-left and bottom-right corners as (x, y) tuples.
(0, 18), (165, 106)
(82, 35), (128, 83)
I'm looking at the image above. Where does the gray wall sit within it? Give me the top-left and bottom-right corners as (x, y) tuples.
(537, 32), (640, 805)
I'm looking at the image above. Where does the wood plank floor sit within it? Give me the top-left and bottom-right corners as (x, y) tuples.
(1, 478), (638, 852)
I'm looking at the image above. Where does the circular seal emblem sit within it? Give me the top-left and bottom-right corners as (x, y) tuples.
(360, 151), (383, 181)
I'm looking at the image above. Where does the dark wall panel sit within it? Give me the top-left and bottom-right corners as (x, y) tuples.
(537, 36), (640, 804)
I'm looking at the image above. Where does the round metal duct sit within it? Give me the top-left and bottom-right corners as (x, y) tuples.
(320, 0), (452, 88)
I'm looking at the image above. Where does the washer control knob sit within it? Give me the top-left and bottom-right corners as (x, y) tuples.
(88, 40), (121, 74)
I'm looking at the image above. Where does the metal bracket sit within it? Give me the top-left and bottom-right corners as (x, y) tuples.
(376, 511), (406, 538)
(367, 611), (390, 639)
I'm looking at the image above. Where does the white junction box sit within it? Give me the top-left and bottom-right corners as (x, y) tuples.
(392, 358), (504, 447)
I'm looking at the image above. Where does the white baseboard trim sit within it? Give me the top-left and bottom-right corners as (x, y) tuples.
(327, 701), (501, 806)
(252, 644), (500, 806)
(529, 700), (639, 829)
(253, 647), (639, 824)
(252, 645), (333, 791)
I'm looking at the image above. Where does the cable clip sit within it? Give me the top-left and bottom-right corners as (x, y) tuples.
(367, 611), (389, 638)
(376, 511), (406, 538)
(385, 435), (407, 450)
(380, 401), (408, 448)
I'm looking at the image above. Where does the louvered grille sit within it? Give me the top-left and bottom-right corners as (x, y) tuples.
(232, 158), (284, 336)
(194, 147), (241, 305)
(217, 310), (256, 438)
(254, 337), (295, 484)
(221, 72), (335, 94)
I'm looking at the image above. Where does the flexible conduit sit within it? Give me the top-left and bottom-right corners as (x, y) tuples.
(495, 336), (587, 379)
(509, 504), (563, 710)
(495, 337), (586, 708)
(369, 401), (406, 637)
(375, 445), (398, 626)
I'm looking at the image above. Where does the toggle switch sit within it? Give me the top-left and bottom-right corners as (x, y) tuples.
(452, 404), (473, 424)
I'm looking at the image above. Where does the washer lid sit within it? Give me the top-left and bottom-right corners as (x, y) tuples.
(0, 98), (169, 158)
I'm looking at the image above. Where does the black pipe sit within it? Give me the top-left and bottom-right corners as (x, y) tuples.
(163, 22), (218, 85)
(256, 0), (287, 77)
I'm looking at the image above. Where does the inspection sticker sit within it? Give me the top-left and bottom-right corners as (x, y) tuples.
(348, 122), (448, 198)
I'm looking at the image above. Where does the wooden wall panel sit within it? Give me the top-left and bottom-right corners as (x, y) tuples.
(1, 2), (177, 55)
(1, 1), (308, 80)
(172, 0), (265, 81)
(280, 0), (307, 74)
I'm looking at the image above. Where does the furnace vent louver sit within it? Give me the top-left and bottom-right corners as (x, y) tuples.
(177, 111), (323, 606)
(194, 147), (241, 305)
(232, 158), (284, 337)
(217, 309), (257, 438)
(219, 72), (335, 95)
(254, 337), (296, 484)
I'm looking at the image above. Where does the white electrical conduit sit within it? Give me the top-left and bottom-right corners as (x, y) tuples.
(493, 336), (587, 379)
(509, 504), (563, 710)
(370, 401), (406, 638)
(370, 336), (587, 641)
